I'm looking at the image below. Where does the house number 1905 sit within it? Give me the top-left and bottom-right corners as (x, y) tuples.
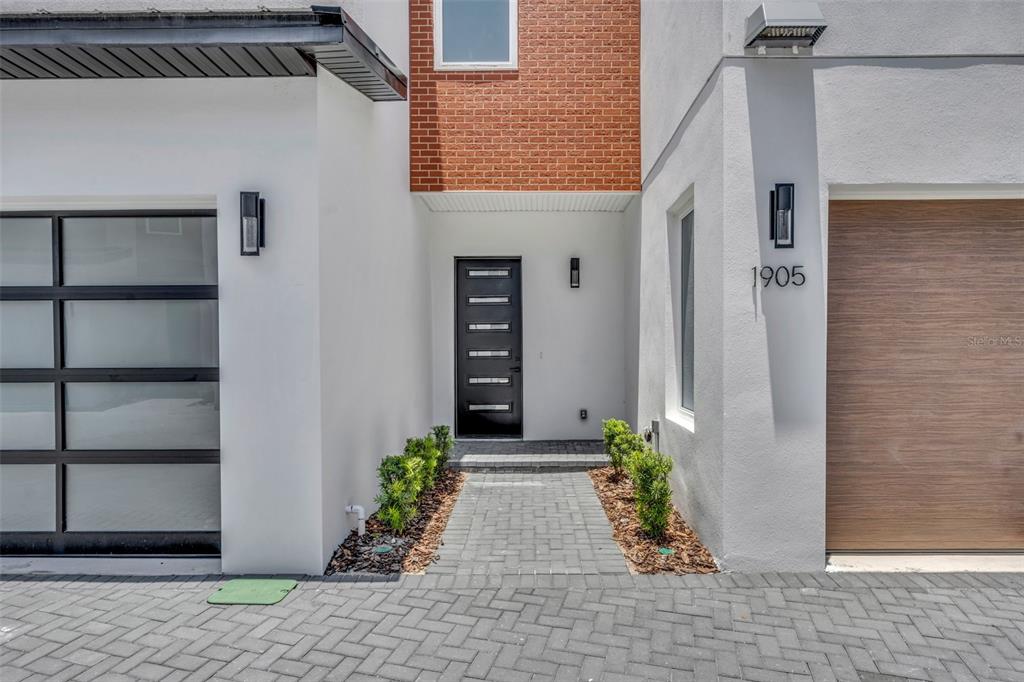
(752, 265), (806, 288)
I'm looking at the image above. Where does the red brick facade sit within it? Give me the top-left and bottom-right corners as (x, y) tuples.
(409, 0), (640, 192)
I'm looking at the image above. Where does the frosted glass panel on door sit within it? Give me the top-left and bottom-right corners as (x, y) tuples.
(65, 382), (219, 450)
(66, 463), (220, 531)
(0, 301), (53, 368)
(63, 216), (217, 285)
(0, 217), (52, 285)
(0, 465), (56, 531)
(0, 383), (55, 450)
(65, 300), (218, 368)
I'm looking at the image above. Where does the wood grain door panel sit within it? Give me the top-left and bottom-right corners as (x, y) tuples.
(826, 199), (1024, 551)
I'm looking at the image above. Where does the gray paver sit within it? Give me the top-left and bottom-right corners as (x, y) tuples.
(4, 573), (1021, 682)
(430, 471), (628, 576)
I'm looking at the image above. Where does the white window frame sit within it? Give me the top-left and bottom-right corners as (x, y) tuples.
(433, 0), (518, 71)
(666, 188), (695, 432)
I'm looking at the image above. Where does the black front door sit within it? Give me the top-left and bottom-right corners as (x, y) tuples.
(455, 258), (523, 438)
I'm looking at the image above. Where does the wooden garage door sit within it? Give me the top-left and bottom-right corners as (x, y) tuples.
(826, 199), (1024, 551)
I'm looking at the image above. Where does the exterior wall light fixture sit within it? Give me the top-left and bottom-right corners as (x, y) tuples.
(770, 183), (795, 248)
(240, 191), (266, 256)
(570, 257), (580, 288)
(745, 1), (827, 49)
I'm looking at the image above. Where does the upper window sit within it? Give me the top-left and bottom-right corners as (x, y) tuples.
(434, 0), (518, 70)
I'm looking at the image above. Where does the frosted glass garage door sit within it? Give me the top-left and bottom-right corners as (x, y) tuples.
(0, 211), (220, 555)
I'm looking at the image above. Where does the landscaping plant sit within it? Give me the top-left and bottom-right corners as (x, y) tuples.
(610, 431), (645, 479)
(374, 425), (456, 534)
(405, 436), (442, 488)
(626, 447), (674, 540)
(375, 454), (424, 534)
(602, 418), (633, 477)
(430, 424), (455, 468)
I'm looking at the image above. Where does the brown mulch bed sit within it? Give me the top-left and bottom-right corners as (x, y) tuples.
(325, 469), (467, 575)
(589, 466), (717, 574)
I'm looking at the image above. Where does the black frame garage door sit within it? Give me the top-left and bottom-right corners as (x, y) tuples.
(0, 210), (220, 555)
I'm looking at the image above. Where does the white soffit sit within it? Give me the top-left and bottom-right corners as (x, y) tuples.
(416, 192), (638, 213)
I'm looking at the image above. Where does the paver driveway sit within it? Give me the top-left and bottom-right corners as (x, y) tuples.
(430, 472), (628, 576)
(1, 572), (1023, 681)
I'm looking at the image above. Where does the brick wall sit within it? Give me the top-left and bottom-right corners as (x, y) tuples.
(409, 0), (640, 192)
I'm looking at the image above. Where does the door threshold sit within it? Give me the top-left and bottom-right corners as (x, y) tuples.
(826, 553), (1024, 573)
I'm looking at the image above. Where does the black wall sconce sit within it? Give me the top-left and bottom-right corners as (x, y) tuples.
(769, 183), (794, 248)
(240, 191), (266, 256)
(570, 257), (580, 288)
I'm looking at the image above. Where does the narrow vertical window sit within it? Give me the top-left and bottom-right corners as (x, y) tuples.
(435, 0), (517, 70)
(680, 211), (695, 411)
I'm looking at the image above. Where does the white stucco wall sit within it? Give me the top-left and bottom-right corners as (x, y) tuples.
(0, 77), (326, 572)
(640, 0), (1024, 571)
(720, 0), (1024, 56)
(641, 0), (1024, 178)
(640, 0), (724, 177)
(427, 211), (629, 440)
(315, 0), (433, 571)
(639, 78), (727, 559)
(622, 197), (642, 430)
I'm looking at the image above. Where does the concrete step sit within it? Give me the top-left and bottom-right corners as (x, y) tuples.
(448, 453), (609, 472)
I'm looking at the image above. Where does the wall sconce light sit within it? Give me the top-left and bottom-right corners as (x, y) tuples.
(769, 183), (794, 249)
(745, 1), (827, 49)
(570, 257), (580, 288)
(240, 191), (266, 256)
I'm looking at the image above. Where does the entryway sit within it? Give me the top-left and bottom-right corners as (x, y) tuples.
(430, 439), (624, 575)
(455, 258), (523, 438)
(430, 471), (627, 575)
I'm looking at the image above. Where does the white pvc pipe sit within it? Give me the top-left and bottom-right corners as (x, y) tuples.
(345, 504), (366, 536)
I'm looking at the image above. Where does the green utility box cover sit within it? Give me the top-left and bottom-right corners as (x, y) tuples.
(208, 579), (297, 605)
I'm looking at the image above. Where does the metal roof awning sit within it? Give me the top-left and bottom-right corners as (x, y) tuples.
(0, 4), (407, 101)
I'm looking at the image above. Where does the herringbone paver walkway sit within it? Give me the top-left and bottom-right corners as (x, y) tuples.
(1, 572), (1022, 681)
(430, 472), (628, 575)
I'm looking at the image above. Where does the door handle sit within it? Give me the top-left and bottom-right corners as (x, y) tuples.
(510, 367), (521, 373)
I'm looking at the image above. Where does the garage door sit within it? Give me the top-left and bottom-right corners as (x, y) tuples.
(826, 199), (1024, 551)
(0, 211), (220, 555)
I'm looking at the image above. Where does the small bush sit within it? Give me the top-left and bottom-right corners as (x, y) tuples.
(374, 426), (455, 535)
(610, 431), (645, 477)
(375, 454), (424, 534)
(430, 424), (455, 468)
(602, 418), (631, 454)
(404, 437), (441, 489)
(626, 447), (673, 539)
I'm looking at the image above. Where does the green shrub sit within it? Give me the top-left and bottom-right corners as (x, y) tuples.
(430, 424), (455, 467)
(626, 447), (673, 539)
(610, 431), (645, 477)
(375, 426), (455, 534)
(375, 454), (424, 534)
(404, 437), (441, 489)
(602, 418), (631, 454)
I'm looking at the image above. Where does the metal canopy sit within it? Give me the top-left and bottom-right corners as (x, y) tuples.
(0, 5), (407, 101)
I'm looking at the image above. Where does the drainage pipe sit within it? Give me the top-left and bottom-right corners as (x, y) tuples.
(345, 504), (366, 536)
